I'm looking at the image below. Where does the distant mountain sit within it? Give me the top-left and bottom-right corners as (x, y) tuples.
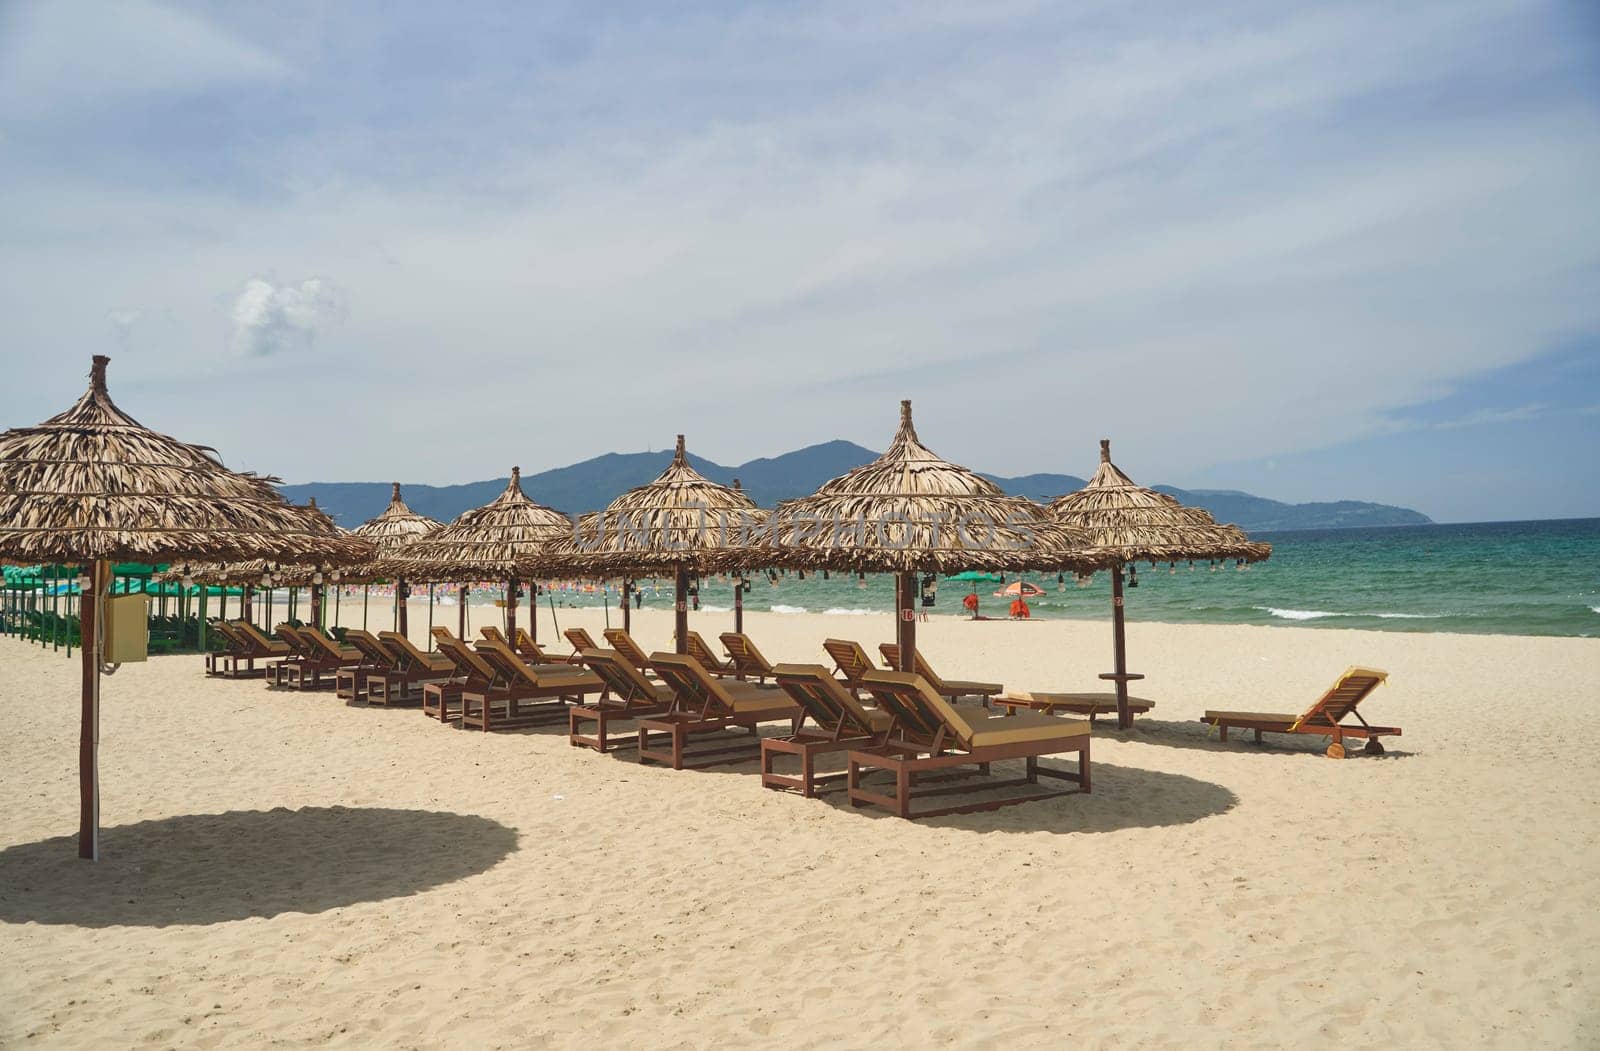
(280, 442), (1431, 532)
(1153, 487), (1432, 531)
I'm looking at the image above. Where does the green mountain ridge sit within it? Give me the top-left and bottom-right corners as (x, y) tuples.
(279, 441), (1431, 533)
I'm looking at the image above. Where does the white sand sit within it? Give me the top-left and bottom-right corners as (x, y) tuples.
(1, 607), (1597, 1048)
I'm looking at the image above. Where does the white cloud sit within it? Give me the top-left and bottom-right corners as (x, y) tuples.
(230, 278), (347, 358)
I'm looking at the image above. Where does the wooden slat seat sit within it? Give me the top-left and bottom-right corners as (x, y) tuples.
(1201, 668), (1398, 758)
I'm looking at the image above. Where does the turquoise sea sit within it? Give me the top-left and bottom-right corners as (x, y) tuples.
(547, 519), (1600, 639)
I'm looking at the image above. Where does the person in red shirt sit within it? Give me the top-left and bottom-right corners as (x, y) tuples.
(1010, 597), (1031, 619)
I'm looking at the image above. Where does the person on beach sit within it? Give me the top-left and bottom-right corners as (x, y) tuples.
(963, 591), (979, 619)
(1010, 596), (1031, 619)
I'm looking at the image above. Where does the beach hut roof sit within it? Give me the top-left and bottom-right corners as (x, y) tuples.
(1047, 439), (1271, 564)
(350, 483), (443, 554)
(542, 435), (764, 576)
(761, 400), (1105, 573)
(168, 498), (368, 586)
(376, 466), (569, 582)
(0, 357), (370, 566)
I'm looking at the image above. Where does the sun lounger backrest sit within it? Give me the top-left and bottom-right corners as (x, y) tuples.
(300, 628), (348, 661)
(513, 629), (547, 663)
(210, 620), (247, 651)
(602, 629), (653, 671)
(474, 638), (538, 687)
(479, 625), (508, 646)
(581, 648), (657, 700)
(380, 630), (445, 673)
(434, 635), (498, 684)
(719, 633), (774, 677)
(565, 628), (598, 653)
(648, 652), (733, 716)
(276, 624), (314, 655)
(861, 670), (952, 747)
(822, 639), (876, 689)
(683, 631), (726, 669)
(344, 629), (396, 667)
(876, 643), (944, 686)
(773, 664), (879, 737)
(237, 620), (292, 652)
(1298, 667), (1389, 728)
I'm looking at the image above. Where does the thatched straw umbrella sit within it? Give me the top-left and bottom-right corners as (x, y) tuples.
(540, 435), (763, 650)
(760, 400), (1106, 673)
(1048, 439), (1272, 728)
(376, 467), (568, 642)
(350, 483), (443, 636)
(173, 498), (361, 637)
(0, 356), (371, 859)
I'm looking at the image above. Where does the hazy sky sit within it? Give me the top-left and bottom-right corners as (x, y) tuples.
(1, 1), (1596, 522)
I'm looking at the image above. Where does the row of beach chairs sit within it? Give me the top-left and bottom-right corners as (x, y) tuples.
(201, 618), (1399, 817)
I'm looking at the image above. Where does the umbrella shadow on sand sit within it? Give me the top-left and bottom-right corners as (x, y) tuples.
(0, 806), (517, 928)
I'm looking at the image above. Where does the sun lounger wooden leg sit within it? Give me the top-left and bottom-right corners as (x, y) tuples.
(847, 756), (865, 806)
(1219, 724), (1229, 743)
(1253, 728), (1262, 743)
(1364, 738), (1385, 755)
(895, 764), (912, 819)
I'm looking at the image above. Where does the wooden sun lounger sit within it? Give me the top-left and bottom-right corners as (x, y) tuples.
(878, 644), (1003, 705)
(373, 630), (454, 706)
(569, 648), (678, 752)
(564, 628), (599, 663)
(995, 691), (1155, 724)
(1201, 667), (1398, 758)
(764, 664), (893, 797)
(266, 623), (319, 687)
(683, 630), (736, 675)
(850, 671), (1090, 819)
(479, 625), (570, 674)
(822, 638), (879, 694)
(224, 620), (292, 680)
(338, 629), (405, 701)
(279, 625), (361, 691)
(637, 652), (799, 770)
(464, 638), (606, 732)
(602, 629), (660, 678)
(719, 632), (778, 682)
(423, 628), (499, 722)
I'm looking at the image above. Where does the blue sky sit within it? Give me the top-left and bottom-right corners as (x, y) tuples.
(0, 0), (1596, 522)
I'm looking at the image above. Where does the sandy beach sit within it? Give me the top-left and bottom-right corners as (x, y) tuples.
(2, 608), (1597, 1048)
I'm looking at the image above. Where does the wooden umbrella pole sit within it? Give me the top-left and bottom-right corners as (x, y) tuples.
(458, 585), (467, 638)
(396, 579), (407, 635)
(78, 559), (104, 860)
(529, 583), (537, 643)
(1111, 564), (1130, 729)
(895, 570), (916, 673)
(505, 578), (517, 640)
(427, 583), (434, 640)
(734, 575), (744, 635)
(674, 565), (689, 654)
(622, 579), (631, 633)
(309, 583), (323, 631)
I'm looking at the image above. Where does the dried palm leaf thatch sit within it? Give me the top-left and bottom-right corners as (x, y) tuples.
(374, 466), (568, 583)
(1047, 440), (1271, 565)
(166, 499), (367, 586)
(0, 357), (371, 566)
(351, 482), (443, 554)
(541, 435), (765, 576)
(759, 400), (1106, 574)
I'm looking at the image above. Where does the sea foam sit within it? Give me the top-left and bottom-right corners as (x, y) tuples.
(770, 604), (808, 614)
(822, 607), (877, 616)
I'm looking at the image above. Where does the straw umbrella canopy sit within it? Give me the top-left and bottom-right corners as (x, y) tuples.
(349, 482), (443, 635)
(540, 435), (765, 648)
(1047, 438), (1272, 728)
(375, 467), (568, 641)
(0, 356), (371, 859)
(170, 499), (358, 630)
(759, 400), (1106, 672)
